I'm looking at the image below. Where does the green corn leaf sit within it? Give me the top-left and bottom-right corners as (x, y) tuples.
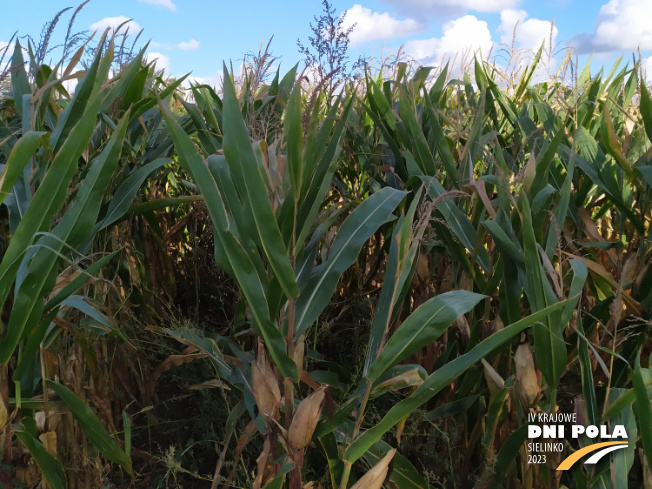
(221, 64), (299, 298)
(81, 158), (169, 249)
(640, 83), (652, 143)
(546, 155), (574, 259)
(343, 296), (576, 466)
(11, 41), (31, 123)
(286, 82), (303, 201)
(0, 131), (45, 207)
(482, 219), (524, 265)
(102, 49), (147, 113)
(206, 154), (259, 253)
(559, 131), (644, 234)
(50, 37), (112, 152)
(295, 187), (407, 338)
(632, 352), (652, 471)
(129, 74), (189, 124)
(576, 313), (599, 426)
(515, 45), (543, 101)
(600, 105), (633, 176)
(0, 90), (106, 344)
(429, 63), (448, 104)
(45, 250), (121, 311)
(520, 192), (566, 391)
(421, 175), (490, 272)
(367, 290), (485, 383)
(296, 97), (353, 248)
(363, 188), (422, 376)
(47, 381), (132, 474)
(609, 387), (636, 488)
(15, 429), (67, 489)
(399, 89), (437, 175)
(160, 100), (297, 381)
(493, 424), (529, 481)
(0, 111), (129, 364)
(423, 97), (459, 185)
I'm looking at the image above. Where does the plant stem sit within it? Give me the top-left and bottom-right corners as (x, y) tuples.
(353, 379), (372, 439)
(0, 363), (12, 489)
(339, 461), (352, 489)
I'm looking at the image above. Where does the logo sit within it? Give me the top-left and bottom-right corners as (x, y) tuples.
(556, 441), (628, 470)
(527, 412), (629, 470)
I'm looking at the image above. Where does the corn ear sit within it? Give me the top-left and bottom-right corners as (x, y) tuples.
(288, 386), (326, 451)
(251, 350), (282, 419)
(482, 359), (505, 396)
(350, 448), (396, 489)
(514, 334), (540, 408)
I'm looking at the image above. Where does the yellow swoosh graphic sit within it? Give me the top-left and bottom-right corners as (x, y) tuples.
(556, 441), (628, 470)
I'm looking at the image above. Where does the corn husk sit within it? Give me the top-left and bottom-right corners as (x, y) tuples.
(482, 359), (505, 396)
(514, 334), (539, 408)
(39, 431), (57, 457)
(288, 387), (326, 451)
(251, 350), (281, 419)
(350, 448), (396, 489)
(490, 315), (504, 334)
(35, 410), (47, 432)
(641, 448), (652, 489)
(453, 315), (470, 348)
(293, 335), (306, 374)
(0, 397), (7, 430)
(416, 252), (430, 284)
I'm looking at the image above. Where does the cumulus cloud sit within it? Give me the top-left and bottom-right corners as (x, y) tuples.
(384, 0), (520, 15)
(342, 5), (424, 46)
(185, 71), (224, 91)
(404, 15), (493, 67)
(498, 9), (558, 52)
(145, 51), (170, 73)
(62, 74), (81, 95)
(178, 39), (200, 51)
(90, 16), (142, 33)
(571, 0), (652, 53)
(643, 56), (652, 83)
(139, 0), (177, 11)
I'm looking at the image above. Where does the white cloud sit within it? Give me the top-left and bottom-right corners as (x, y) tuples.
(405, 15), (493, 67)
(178, 39), (200, 51)
(384, 0), (520, 15)
(643, 56), (652, 83)
(62, 73), (80, 95)
(572, 0), (652, 53)
(498, 10), (558, 52)
(139, 0), (177, 11)
(90, 16), (142, 34)
(496, 10), (559, 82)
(145, 51), (170, 73)
(183, 71), (225, 93)
(342, 5), (424, 46)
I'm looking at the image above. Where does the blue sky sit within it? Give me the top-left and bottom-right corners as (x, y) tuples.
(1, 0), (651, 86)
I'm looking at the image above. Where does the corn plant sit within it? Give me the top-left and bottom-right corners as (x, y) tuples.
(151, 58), (598, 489)
(358, 53), (652, 487)
(0, 33), (195, 487)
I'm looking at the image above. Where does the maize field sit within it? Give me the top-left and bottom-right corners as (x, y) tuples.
(0, 22), (650, 489)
